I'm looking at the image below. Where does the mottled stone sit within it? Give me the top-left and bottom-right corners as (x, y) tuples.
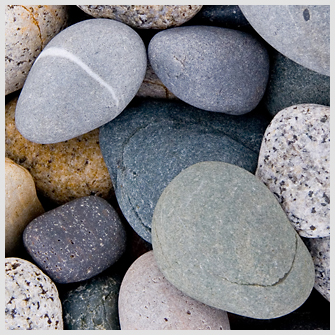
(148, 25), (269, 114)
(152, 161), (315, 319)
(99, 98), (269, 242)
(5, 5), (68, 95)
(23, 196), (127, 284)
(5, 158), (44, 257)
(15, 18), (147, 144)
(6, 96), (113, 205)
(119, 251), (230, 330)
(77, 5), (202, 29)
(5, 257), (63, 330)
(256, 104), (330, 238)
(239, 5), (330, 76)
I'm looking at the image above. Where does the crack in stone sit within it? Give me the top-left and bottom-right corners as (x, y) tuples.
(20, 6), (43, 48)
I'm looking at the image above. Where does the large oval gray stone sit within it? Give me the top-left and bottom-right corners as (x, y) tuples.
(152, 161), (315, 319)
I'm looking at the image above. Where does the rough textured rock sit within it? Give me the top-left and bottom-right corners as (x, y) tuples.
(5, 257), (63, 330)
(256, 104), (330, 238)
(23, 196), (127, 284)
(148, 25), (269, 114)
(119, 251), (230, 330)
(152, 161), (315, 319)
(77, 5), (202, 29)
(15, 18), (147, 144)
(5, 5), (68, 95)
(239, 5), (330, 76)
(5, 157), (44, 257)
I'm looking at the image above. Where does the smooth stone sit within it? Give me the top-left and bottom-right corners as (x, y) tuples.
(119, 251), (230, 330)
(148, 25), (269, 115)
(5, 5), (68, 95)
(77, 5), (202, 29)
(239, 5), (330, 76)
(99, 98), (270, 243)
(5, 257), (63, 330)
(5, 157), (44, 257)
(15, 18), (147, 144)
(23, 196), (127, 284)
(256, 104), (330, 238)
(6, 96), (114, 205)
(152, 161), (315, 319)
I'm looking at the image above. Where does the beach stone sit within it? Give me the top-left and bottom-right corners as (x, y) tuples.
(119, 251), (230, 330)
(99, 98), (270, 243)
(239, 5), (330, 76)
(5, 257), (63, 330)
(77, 5), (202, 29)
(5, 5), (68, 95)
(148, 25), (269, 115)
(15, 18), (147, 144)
(6, 96), (113, 206)
(5, 158), (44, 257)
(152, 161), (315, 319)
(23, 196), (127, 284)
(256, 104), (330, 238)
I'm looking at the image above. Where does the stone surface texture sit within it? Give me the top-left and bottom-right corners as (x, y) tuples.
(5, 5), (68, 95)
(119, 251), (231, 330)
(77, 5), (202, 29)
(5, 257), (63, 330)
(256, 104), (330, 238)
(152, 161), (315, 319)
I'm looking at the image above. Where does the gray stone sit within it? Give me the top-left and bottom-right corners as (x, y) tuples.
(23, 196), (127, 284)
(256, 104), (330, 238)
(99, 98), (270, 243)
(15, 18), (147, 144)
(152, 161), (315, 319)
(148, 25), (269, 115)
(239, 5), (330, 76)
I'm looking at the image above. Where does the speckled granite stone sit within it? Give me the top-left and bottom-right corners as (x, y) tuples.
(5, 5), (68, 95)
(5, 257), (63, 330)
(23, 196), (127, 284)
(256, 104), (330, 238)
(77, 5), (202, 29)
(6, 96), (114, 205)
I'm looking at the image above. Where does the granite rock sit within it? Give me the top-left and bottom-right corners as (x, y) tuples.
(23, 196), (127, 284)
(239, 5), (330, 76)
(152, 161), (315, 319)
(15, 18), (147, 144)
(5, 5), (68, 95)
(148, 25), (269, 115)
(119, 251), (230, 330)
(256, 104), (330, 238)
(5, 257), (63, 330)
(99, 98), (270, 242)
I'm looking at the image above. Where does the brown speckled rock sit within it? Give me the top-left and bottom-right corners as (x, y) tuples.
(5, 5), (68, 95)
(5, 96), (114, 205)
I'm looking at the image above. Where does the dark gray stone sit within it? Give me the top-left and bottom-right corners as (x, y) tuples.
(148, 26), (269, 115)
(152, 161), (315, 319)
(15, 18), (147, 144)
(23, 196), (127, 284)
(99, 98), (270, 243)
(239, 6), (330, 76)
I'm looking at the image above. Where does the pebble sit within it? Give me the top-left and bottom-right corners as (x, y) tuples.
(5, 257), (63, 330)
(152, 161), (315, 319)
(118, 251), (230, 330)
(99, 98), (269, 243)
(5, 157), (44, 257)
(5, 5), (68, 95)
(15, 18), (147, 144)
(77, 5), (202, 29)
(256, 104), (330, 238)
(23, 196), (127, 284)
(148, 25), (269, 114)
(239, 5), (330, 76)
